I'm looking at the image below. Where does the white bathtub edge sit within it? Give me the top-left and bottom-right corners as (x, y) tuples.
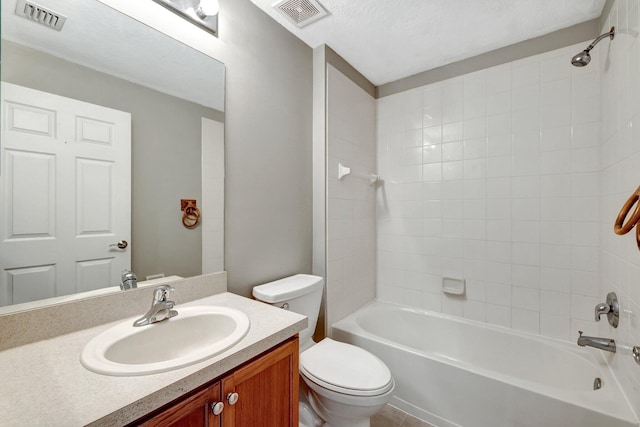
(331, 299), (639, 427)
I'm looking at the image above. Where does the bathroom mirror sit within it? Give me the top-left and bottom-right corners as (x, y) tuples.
(0, 0), (225, 311)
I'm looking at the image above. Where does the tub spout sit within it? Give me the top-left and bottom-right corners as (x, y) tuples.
(577, 331), (616, 353)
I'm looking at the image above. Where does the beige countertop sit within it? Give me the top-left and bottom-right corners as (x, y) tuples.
(0, 292), (307, 426)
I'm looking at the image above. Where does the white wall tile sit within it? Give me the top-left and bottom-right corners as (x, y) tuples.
(443, 122), (463, 142)
(540, 290), (571, 315)
(487, 93), (512, 116)
(443, 103), (463, 124)
(597, 6), (640, 411)
(512, 308), (540, 334)
(485, 64), (511, 94)
(540, 149), (572, 174)
(541, 174), (572, 197)
(486, 304), (511, 327)
(442, 161), (463, 180)
(442, 295), (464, 316)
(541, 79), (571, 106)
(540, 267), (572, 293)
(442, 141), (463, 161)
(422, 292), (442, 312)
(464, 300), (487, 322)
(512, 59), (540, 89)
(375, 39), (604, 348)
(512, 242), (540, 266)
(423, 163), (442, 182)
(540, 314), (571, 341)
(513, 287), (540, 311)
(512, 85), (540, 111)
(512, 264), (540, 289)
(424, 125), (443, 145)
(487, 177), (511, 198)
(487, 133), (512, 157)
(464, 179), (486, 199)
(541, 126), (572, 151)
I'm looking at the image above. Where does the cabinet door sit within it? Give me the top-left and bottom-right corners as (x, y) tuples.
(138, 382), (222, 427)
(221, 337), (299, 427)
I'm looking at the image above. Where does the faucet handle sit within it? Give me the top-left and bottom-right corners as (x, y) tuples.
(152, 285), (175, 303)
(594, 303), (610, 321)
(594, 292), (620, 328)
(121, 269), (136, 281)
(120, 269), (137, 290)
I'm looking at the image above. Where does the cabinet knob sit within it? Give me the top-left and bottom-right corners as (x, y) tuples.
(227, 392), (239, 405)
(211, 401), (224, 415)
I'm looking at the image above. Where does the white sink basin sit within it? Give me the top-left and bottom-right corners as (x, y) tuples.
(81, 306), (250, 376)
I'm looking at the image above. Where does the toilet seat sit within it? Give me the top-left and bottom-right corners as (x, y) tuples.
(300, 338), (393, 397)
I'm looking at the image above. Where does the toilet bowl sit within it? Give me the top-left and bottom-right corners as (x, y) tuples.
(300, 338), (394, 427)
(253, 274), (394, 427)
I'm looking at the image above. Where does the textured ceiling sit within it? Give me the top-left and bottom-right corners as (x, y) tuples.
(250, 0), (606, 85)
(2, 0), (225, 111)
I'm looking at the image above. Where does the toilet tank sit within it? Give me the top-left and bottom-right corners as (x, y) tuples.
(252, 274), (324, 349)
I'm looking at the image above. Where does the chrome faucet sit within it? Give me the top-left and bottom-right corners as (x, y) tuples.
(133, 285), (178, 327)
(594, 292), (619, 328)
(577, 331), (616, 353)
(120, 269), (137, 290)
(595, 302), (610, 321)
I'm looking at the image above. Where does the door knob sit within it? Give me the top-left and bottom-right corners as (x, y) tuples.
(109, 240), (128, 249)
(211, 401), (224, 415)
(227, 392), (239, 405)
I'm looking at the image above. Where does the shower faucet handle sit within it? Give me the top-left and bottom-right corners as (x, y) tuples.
(594, 292), (619, 328)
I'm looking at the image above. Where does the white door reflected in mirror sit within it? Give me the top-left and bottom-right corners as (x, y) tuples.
(0, 82), (131, 306)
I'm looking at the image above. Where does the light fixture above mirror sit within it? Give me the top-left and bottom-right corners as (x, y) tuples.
(152, 0), (219, 37)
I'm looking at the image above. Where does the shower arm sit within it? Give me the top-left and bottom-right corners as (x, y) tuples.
(585, 26), (615, 52)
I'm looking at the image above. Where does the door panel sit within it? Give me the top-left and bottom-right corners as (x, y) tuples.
(76, 158), (114, 235)
(76, 116), (115, 146)
(2, 264), (56, 305)
(76, 258), (115, 292)
(4, 150), (55, 239)
(5, 101), (56, 137)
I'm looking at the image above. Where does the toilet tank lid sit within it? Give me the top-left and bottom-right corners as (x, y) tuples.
(252, 274), (324, 303)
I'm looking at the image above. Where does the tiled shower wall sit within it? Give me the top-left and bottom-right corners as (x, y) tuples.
(326, 64), (377, 327)
(376, 43), (602, 341)
(599, 0), (640, 417)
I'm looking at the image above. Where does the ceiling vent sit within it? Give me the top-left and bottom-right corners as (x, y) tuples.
(15, 0), (67, 31)
(274, 0), (328, 28)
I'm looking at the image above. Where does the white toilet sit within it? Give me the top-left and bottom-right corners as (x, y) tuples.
(253, 274), (394, 427)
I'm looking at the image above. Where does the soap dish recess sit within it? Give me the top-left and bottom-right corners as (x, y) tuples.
(443, 277), (465, 295)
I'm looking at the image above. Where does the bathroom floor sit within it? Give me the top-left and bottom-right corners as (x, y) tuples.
(371, 405), (436, 427)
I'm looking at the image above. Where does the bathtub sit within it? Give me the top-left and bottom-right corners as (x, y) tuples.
(331, 300), (638, 427)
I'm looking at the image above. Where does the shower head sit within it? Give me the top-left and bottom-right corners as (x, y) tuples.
(571, 50), (591, 67)
(571, 26), (615, 67)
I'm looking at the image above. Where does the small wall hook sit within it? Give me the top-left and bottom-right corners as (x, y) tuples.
(181, 199), (201, 229)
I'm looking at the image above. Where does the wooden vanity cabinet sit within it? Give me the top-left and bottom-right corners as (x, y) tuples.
(138, 384), (222, 427)
(136, 336), (299, 427)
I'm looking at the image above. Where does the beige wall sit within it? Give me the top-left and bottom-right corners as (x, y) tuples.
(1, 40), (222, 280)
(325, 64), (377, 327)
(218, 0), (313, 296)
